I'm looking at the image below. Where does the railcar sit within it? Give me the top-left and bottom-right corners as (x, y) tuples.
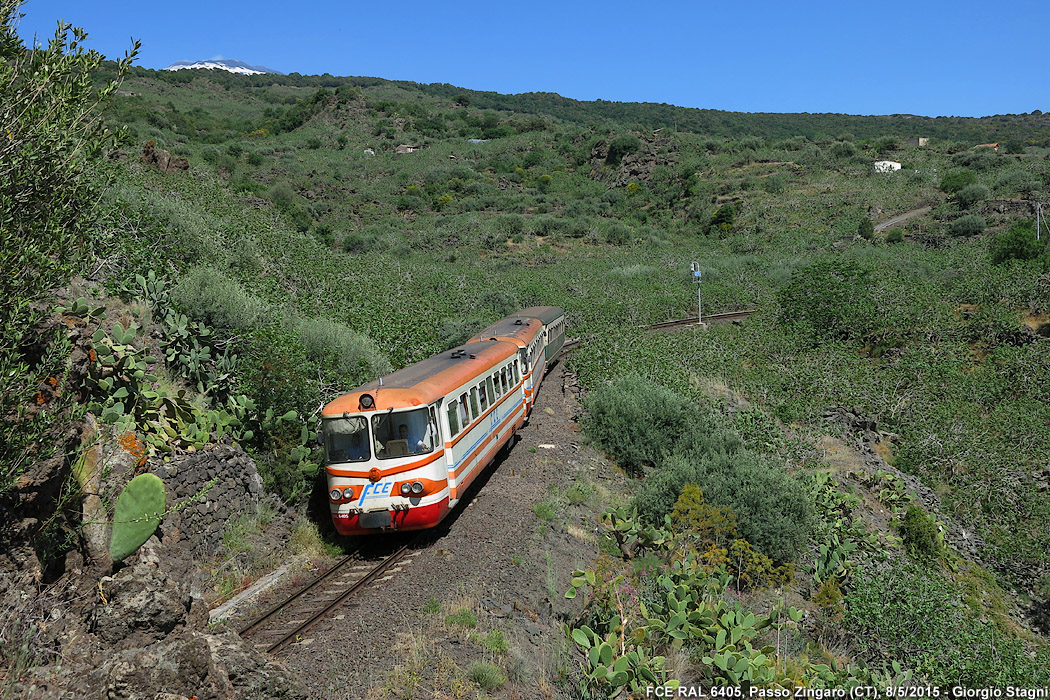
(322, 307), (565, 535)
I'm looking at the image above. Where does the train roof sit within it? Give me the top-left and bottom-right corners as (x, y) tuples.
(322, 339), (518, 416)
(516, 306), (564, 324)
(468, 316), (542, 346)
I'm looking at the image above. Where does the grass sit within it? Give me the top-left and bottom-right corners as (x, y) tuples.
(473, 629), (509, 654)
(532, 499), (557, 521)
(467, 662), (505, 690)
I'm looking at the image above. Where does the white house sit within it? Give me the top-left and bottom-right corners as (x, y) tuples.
(874, 160), (902, 173)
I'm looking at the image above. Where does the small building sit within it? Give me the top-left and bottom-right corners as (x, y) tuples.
(974, 142), (999, 152)
(874, 160), (902, 173)
(906, 137), (929, 147)
(395, 144), (421, 154)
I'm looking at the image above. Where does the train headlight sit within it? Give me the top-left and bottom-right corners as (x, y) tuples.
(359, 394), (374, 409)
(400, 483), (412, 495)
(342, 487), (354, 499)
(329, 488), (342, 501)
(411, 481), (424, 495)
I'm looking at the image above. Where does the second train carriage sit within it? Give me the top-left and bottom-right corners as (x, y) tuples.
(322, 307), (565, 535)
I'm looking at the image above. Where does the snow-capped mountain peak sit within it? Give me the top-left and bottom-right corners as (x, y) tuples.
(163, 59), (283, 76)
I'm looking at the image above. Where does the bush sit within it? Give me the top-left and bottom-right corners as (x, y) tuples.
(990, 221), (1045, 264)
(171, 267), (268, 331)
(606, 134), (642, 165)
(897, 505), (944, 560)
(940, 170), (977, 194)
(706, 204), (735, 235)
(829, 141), (857, 159)
(857, 217), (874, 240)
(635, 451), (813, 562)
(294, 316), (391, 387)
(762, 174), (786, 194)
(949, 214), (986, 237)
(843, 559), (959, 663)
(582, 376), (718, 476)
(605, 221), (632, 245)
(886, 228), (904, 244)
(952, 149), (998, 171)
(954, 183), (990, 209)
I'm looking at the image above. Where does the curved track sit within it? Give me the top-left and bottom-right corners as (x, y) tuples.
(239, 539), (420, 654)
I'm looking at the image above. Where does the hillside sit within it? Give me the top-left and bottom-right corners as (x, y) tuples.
(5, 22), (1050, 698)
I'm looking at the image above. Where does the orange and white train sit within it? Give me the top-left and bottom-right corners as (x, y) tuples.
(321, 307), (566, 535)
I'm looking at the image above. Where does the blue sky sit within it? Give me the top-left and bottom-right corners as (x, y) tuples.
(13, 0), (1049, 118)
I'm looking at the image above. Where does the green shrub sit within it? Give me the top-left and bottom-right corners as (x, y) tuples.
(582, 376), (717, 476)
(897, 505), (944, 560)
(940, 170), (977, 194)
(445, 609), (477, 628)
(829, 141), (857, 159)
(857, 217), (874, 240)
(844, 559), (959, 663)
(606, 134), (642, 165)
(994, 169), (1040, 196)
(954, 183), (990, 209)
(886, 228), (904, 244)
(952, 149), (998, 171)
(171, 267), (268, 332)
(762, 174), (786, 194)
(990, 221), (1045, 264)
(294, 316), (391, 386)
(605, 221), (632, 245)
(268, 182), (297, 209)
(477, 629), (509, 653)
(706, 204), (735, 235)
(949, 214), (986, 237)
(634, 451), (813, 562)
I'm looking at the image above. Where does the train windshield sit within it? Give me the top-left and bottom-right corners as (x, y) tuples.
(372, 407), (438, 460)
(322, 415), (370, 463)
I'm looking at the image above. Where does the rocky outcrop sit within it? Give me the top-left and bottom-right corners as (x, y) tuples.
(142, 140), (189, 172)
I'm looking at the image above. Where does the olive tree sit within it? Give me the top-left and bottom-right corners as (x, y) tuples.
(0, 0), (138, 490)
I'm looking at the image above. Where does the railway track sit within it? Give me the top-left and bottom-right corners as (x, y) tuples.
(562, 308), (756, 353)
(239, 539), (420, 654)
(646, 309), (757, 331)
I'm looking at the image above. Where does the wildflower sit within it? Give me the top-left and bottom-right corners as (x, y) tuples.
(88, 348), (97, 362)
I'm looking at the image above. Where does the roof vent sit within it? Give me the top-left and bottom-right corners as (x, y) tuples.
(451, 349), (466, 359)
(514, 319), (523, 325)
(469, 353), (477, 359)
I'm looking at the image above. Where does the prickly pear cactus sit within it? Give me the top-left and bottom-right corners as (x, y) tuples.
(109, 473), (166, 562)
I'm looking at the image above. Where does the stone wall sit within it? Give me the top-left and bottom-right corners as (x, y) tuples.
(151, 445), (266, 559)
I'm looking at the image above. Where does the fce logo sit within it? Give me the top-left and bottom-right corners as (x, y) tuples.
(358, 482), (391, 506)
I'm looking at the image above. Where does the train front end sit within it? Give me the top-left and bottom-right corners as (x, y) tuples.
(322, 390), (449, 535)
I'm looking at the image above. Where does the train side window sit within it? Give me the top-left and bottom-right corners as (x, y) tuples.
(459, 394), (469, 425)
(470, 387), (480, 418)
(513, 360), (520, 383)
(488, 375), (498, 399)
(478, 383), (488, 412)
(501, 368), (509, 392)
(447, 402), (460, 437)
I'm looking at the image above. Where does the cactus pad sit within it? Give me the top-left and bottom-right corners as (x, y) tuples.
(109, 473), (166, 562)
